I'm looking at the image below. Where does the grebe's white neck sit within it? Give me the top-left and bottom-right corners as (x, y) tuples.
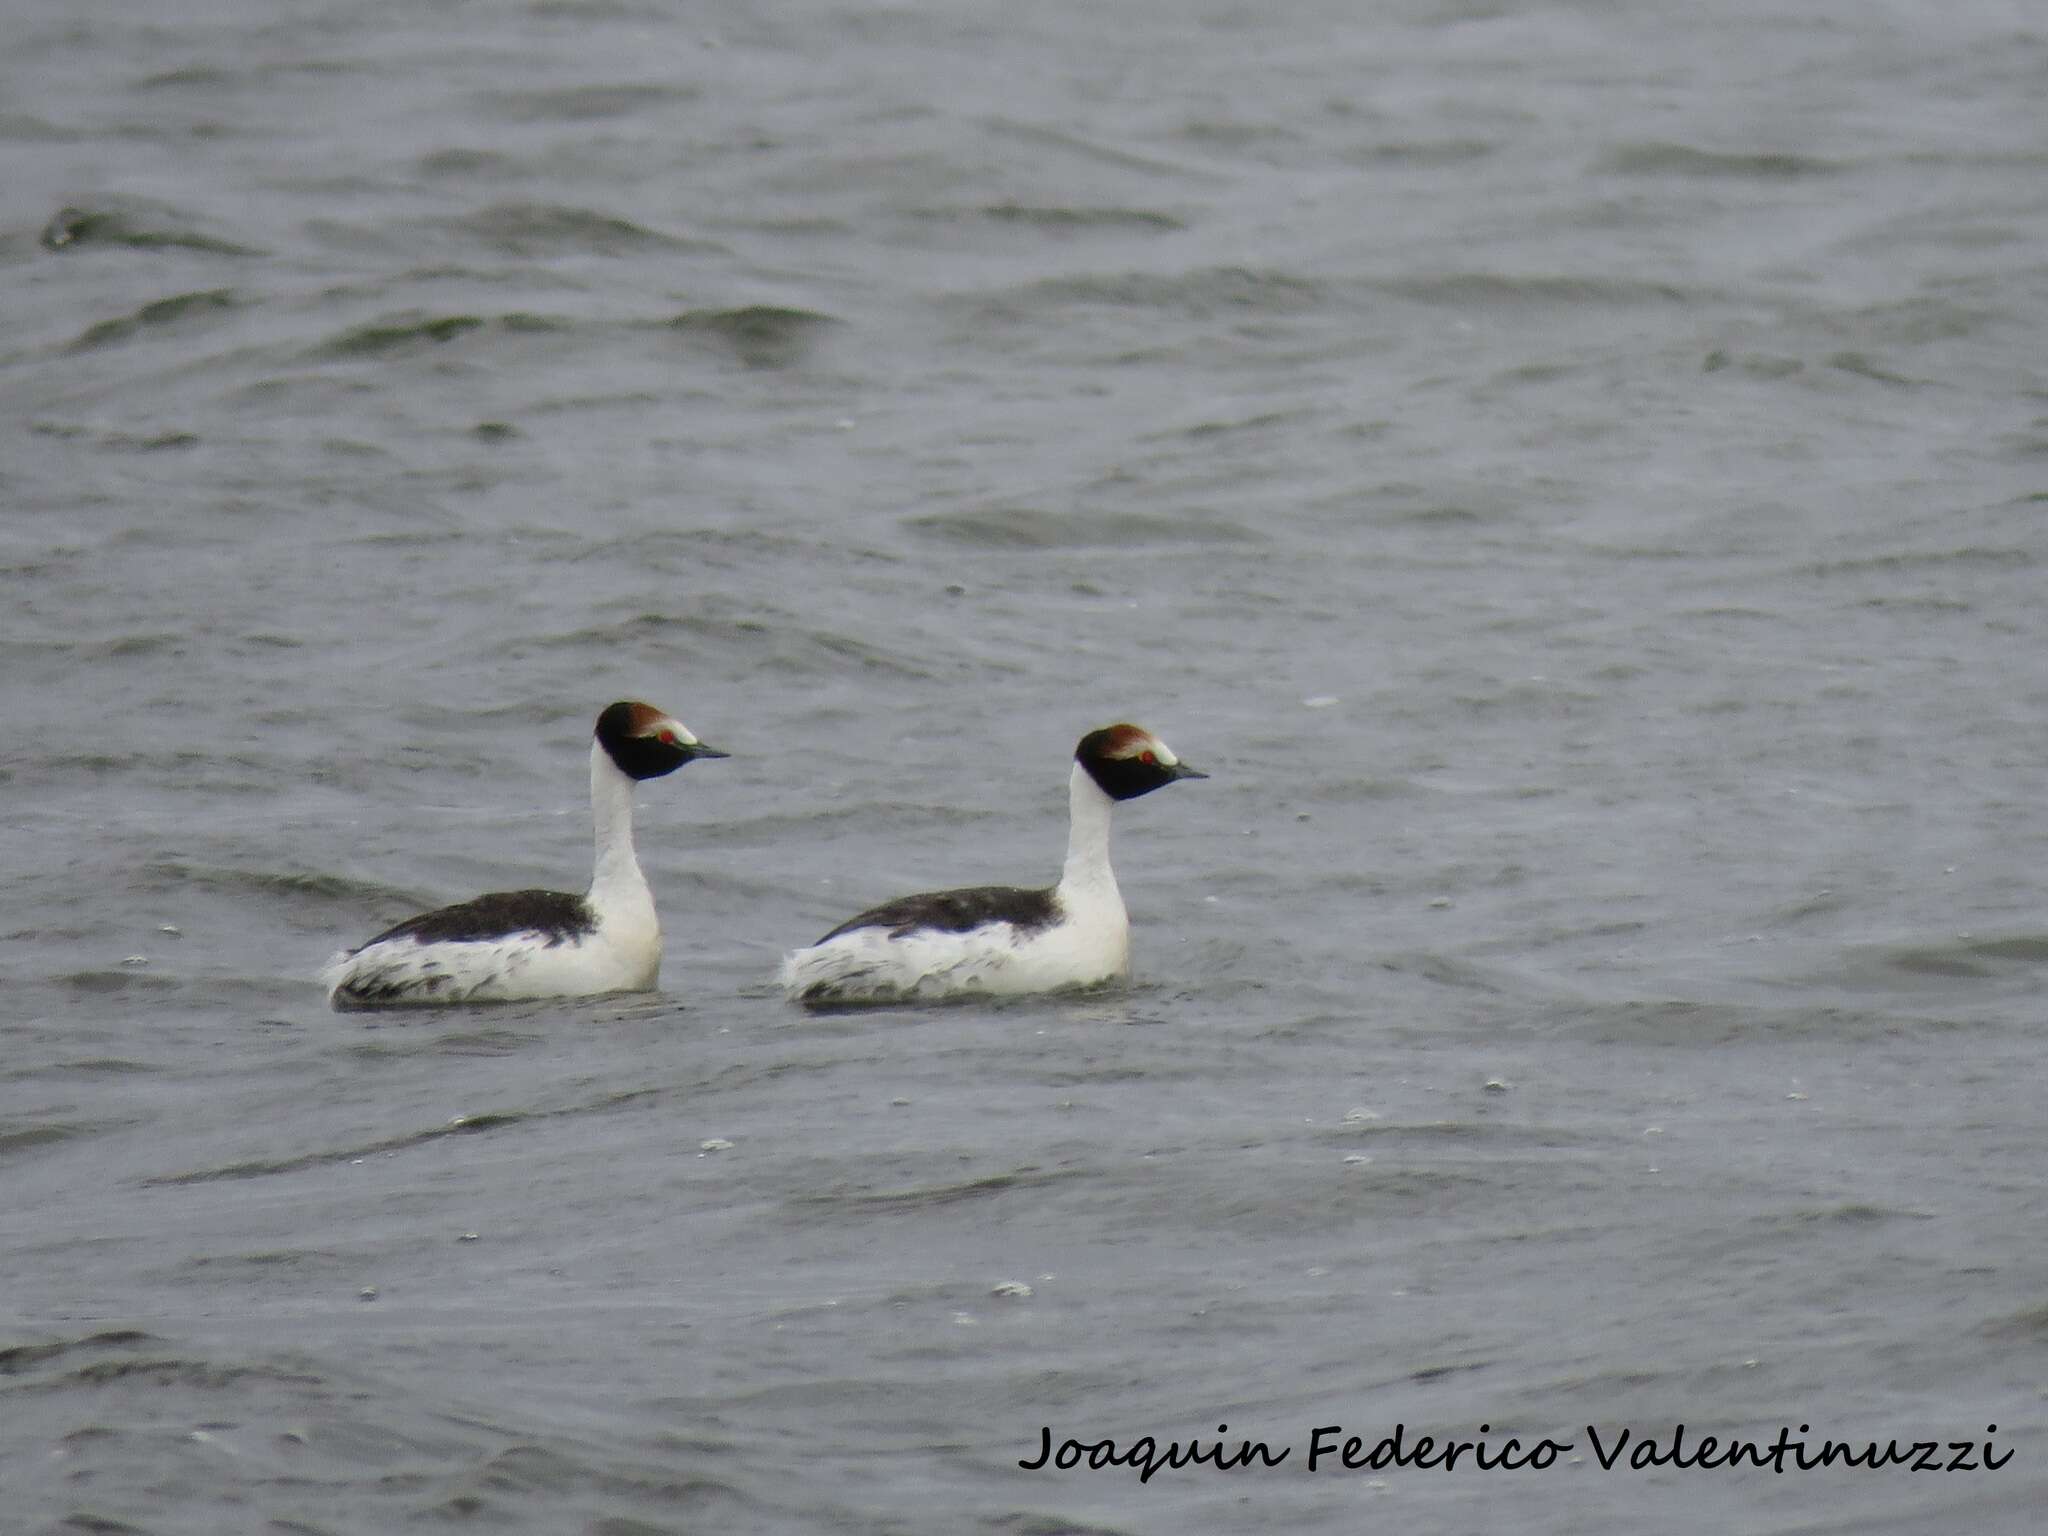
(588, 738), (648, 907)
(1058, 760), (1119, 899)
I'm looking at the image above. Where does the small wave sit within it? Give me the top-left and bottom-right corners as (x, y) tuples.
(566, 527), (816, 566)
(313, 313), (489, 358)
(1564, 998), (1930, 1046)
(1318, 1117), (1600, 1150)
(2, 1058), (161, 1081)
(1598, 142), (1844, 179)
(529, 609), (933, 678)
(904, 506), (1257, 549)
(417, 147), (517, 178)
(138, 860), (416, 908)
(474, 82), (700, 123)
(1804, 545), (2032, 577)
(13, 630), (187, 661)
(1702, 349), (1804, 378)
(56, 970), (182, 995)
(341, 1029), (541, 1062)
(451, 201), (715, 257)
(1143, 408), (1310, 442)
(1301, 775), (1426, 805)
(148, 1076), (689, 1188)
(0, 1121), (105, 1156)
(1956, 937), (2048, 963)
(1984, 1303), (2048, 1340)
(1826, 350), (1925, 387)
(66, 288), (239, 352)
(118, 428), (201, 451)
(1874, 933), (2048, 980)
(722, 801), (998, 849)
(139, 58), (367, 90)
(973, 203), (1184, 232)
(543, 608), (762, 652)
(0, 1330), (158, 1376)
(1176, 117), (1305, 152)
(477, 1443), (589, 1495)
(0, 113), (75, 143)
(1778, 1202), (1931, 1227)
(979, 265), (1327, 319)
(40, 202), (261, 256)
(1380, 271), (1691, 309)
(1674, 1204), (1934, 1264)
(1760, 888), (1854, 926)
(990, 1514), (1139, 1536)
(1446, 679), (1603, 719)
(429, 1444), (755, 1524)
(183, 1247), (352, 1275)
(146, 1109), (533, 1186)
(667, 305), (840, 368)
(793, 1167), (1084, 1215)
(1341, 137), (1495, 167)
(983, 116), (1215, 181)
(134, 65), (237, 91)
(1408, 1359), (1497, 1386)
(59, 1357), (324, 1391)
(1832, 295), (1995, 347)
(25, 422), (200, 453)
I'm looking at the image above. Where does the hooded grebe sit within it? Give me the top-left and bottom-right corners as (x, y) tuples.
(779, 723), (1204, 1006)
(322, 701), (725, 1009)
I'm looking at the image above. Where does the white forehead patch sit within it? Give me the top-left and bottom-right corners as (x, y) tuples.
(647, 716), (701, 747)
(1104, 725), (1176, 765)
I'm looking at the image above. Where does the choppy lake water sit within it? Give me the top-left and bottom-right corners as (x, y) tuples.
(4, 1), (2047, 1531)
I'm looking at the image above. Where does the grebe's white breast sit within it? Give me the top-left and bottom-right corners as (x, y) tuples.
(322, 701), (726, 1011)
(779, 723), (1204, 1007)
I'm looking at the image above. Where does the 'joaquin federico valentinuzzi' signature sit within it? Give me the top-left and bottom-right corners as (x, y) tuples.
(1019, 1422), (2013, 1483)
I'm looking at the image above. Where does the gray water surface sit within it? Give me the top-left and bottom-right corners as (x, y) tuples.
(4, 1), (2046, 1531)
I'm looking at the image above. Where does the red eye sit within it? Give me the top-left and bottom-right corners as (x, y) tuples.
(1140, 750), (1157, 766)
(657, 731), (678, 746)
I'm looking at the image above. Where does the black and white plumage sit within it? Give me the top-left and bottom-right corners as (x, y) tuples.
(779, 723), (1205, 1006)
(322, 701), (726, 1010)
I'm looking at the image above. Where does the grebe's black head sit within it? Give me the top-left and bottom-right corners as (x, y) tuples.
(1075, 723), (1207, 802)
(594, 701), (728, 781)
